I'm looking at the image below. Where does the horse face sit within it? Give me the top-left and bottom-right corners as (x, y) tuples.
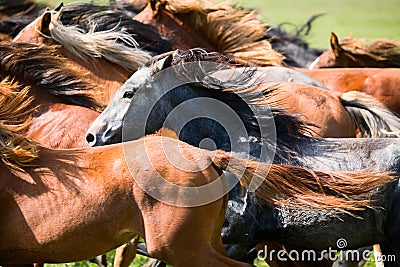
(86, 67), (151, 146)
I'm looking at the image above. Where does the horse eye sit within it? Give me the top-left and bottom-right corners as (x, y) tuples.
(123, 91), (135, 99)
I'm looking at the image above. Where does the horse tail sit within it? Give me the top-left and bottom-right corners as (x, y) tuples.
(212, 150), (395, 213)
(339, 91), (400, 137)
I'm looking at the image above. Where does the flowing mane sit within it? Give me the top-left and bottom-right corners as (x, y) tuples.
(0, 42), (104, 111)
(151, 49), (312, 160)
(148, 0), (285, 66)
(0, 78), (38, 169)
(339, 36), (400, 67)
(58, 2), (172, 56)
(41, 7), (152, 72)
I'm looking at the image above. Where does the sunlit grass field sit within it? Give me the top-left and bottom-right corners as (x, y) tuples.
(32, 0), (398, 266)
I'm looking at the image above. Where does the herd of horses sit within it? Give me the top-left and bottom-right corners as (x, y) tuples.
(1, 0), (400, 267)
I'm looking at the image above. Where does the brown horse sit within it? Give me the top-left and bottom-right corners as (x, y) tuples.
(11, 9), (400, 265)
(16, 7), (400, 140)
(260, 81), (400, 138)
(1, 79), (391, 267)
(309, 32), (400, 69)
(133, 0), (284, 66)
(13, 7), (151, 106)
(299, 67), (400, 115)
(0, 42), (103, 149)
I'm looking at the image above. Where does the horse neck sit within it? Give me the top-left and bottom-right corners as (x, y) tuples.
(28, 85), (64, 108)
(14, 35), (129, 106)
(134, 4), (216, 51)
(57, 48), (130, 105)
(153, 85), (267, 157)
(26, 86), (100, 149)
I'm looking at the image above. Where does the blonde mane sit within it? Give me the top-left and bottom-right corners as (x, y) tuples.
(0, 79), (38, 170)
(46, 8), (152, 72)
(339, 36), (400, 64)
(155, 0), (284, 66)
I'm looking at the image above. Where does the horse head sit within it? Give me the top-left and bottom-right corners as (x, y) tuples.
(86, 53), (174, 146)
(13, 4), (62, 44)
(310, 32), (400, 68)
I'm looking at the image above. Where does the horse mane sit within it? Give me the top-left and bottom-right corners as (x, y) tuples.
(152, 49), (312, 160)
(0, 16), (34, 38)
(152, 127), (179, 139)
(58, 1), (172, 57)
(339, 36), (400, 67)
(0, 42), (104, 111)
(152, 0), (284, 66)
(42, 7), (152, 73)
(0, 0), (44, 17)
(0, 78), (38, 170)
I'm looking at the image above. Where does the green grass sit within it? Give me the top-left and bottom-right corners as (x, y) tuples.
(32, 0), (393, 266)
(237, 0), (400, 49)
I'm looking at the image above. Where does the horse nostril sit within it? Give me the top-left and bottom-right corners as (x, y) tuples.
(86, 133), (95, 145)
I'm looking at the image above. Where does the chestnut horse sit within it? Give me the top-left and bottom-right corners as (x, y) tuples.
(13, 5), (153, 106)
(132, 0), (285, 66)
(299, 67), (400, 115)
(17, 6), (400, 140)
(0, 42), (103, 149)
(309, 32), (400, 69)
(0, 81), (388, 267)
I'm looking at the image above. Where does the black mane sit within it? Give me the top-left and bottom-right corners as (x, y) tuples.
(60, 2), (172, 55)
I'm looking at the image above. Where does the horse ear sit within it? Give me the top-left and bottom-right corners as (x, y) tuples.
(330, 32), (343, 58)
(36, 8), (52, 36)
(155, 51), (174, 71)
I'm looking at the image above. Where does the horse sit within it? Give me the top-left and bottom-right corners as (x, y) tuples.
(309, 32), (400, 69)
(298, 67), (400, 115)
(132, 0), (285, 66)
(86, 50), (400, 267)
(212, 66), (400, 138)
(19, 5), (400, 138)
(0, 77), (386, 267)
(13, 6), (400, 265)
(85, 49), (400, 145)
(0, 41), (104, 149)
(13, 2), (329, 106)
(13, 4), (155, 106)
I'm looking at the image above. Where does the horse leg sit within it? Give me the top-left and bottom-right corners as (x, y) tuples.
(211, 194), (230, 256)
(142, 197), (251, 267)
(113, 235), (140, 267)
